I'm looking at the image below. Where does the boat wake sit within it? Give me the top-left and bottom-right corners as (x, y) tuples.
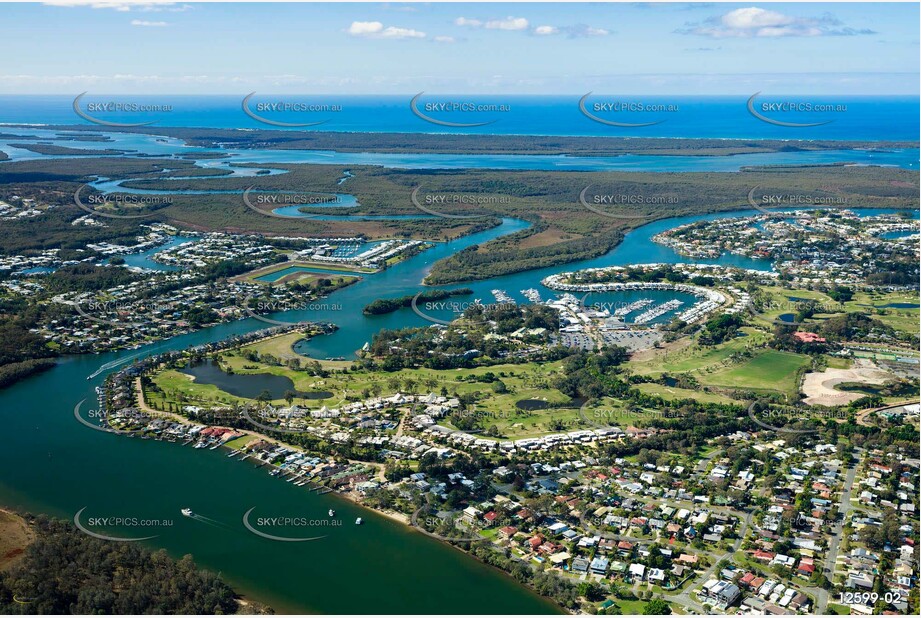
(87, 351), (145, 380)
(186, 513), (233, 531)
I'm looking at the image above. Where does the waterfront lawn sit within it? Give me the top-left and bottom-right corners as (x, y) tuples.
(608, 598), (652, 615)
(698, 349), (810, 397)
(237, 260), (373, 282)
(147, 370), (254, 409)
(223, 435), (257, 450)
(235, 332), (350, 368)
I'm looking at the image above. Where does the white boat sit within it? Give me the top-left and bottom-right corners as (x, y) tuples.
(181, 508), (194, 517)
(328, 509), (336, 517)
(355, 517), (362, 525)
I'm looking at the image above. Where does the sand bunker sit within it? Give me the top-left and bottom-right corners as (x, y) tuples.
(801, 359), (892, 406)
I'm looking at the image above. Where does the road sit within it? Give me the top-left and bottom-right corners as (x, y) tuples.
(668, 509), (754, 612)
(817, 453), (860, 613)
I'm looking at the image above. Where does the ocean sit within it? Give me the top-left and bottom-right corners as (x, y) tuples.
(0, 94), (918, 141)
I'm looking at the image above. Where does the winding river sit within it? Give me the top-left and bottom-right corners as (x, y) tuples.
(0, 130), (917, 614)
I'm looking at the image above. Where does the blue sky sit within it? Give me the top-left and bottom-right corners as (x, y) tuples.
(0, 1), (917, 94)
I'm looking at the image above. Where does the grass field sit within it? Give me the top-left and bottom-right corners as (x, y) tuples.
(699, 349), (810, 398)
(145, 333), (600, 438)
(846, 290), (920, 335)
(630, 327), (770, 376)
(0, 510), (32, 571)
(233, 260), (370, 285)
(238, 331), (353, 368)
(223, 435), (257, 450)
(823, 355), (854, 370)
(634, 383), (741, 405)
(753, 285), (920, 335)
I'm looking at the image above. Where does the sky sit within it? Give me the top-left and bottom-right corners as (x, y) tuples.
(0, 1), (918, 94)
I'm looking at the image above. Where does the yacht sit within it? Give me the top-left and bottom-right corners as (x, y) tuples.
(181, 508), (194, 517)
(355, 517), (363, 525)
(328, 509), (336, 517)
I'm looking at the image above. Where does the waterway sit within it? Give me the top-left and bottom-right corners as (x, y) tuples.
(1, 127), (917, 171)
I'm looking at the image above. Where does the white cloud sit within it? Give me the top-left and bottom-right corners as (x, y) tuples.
(347, 21), (384, 36)
(562, 24), (610, 38)
(454, 17), (482, 27)
(433, 35), (456, 44)
(454, 16), (607, 38)
(722, 7), (793, 29)
(347, 21), (424, 39)
(484, 16), (529, 31)
(533, 25), (559, 36)
(130, 19), (167, 27)
(43, 1), (189, 11)
(380, 26), (425, 39)
(679, 6), (875, 38)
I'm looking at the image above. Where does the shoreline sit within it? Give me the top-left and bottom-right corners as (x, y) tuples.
(129, 378), (571, 613)
(8, 123), (919, 155)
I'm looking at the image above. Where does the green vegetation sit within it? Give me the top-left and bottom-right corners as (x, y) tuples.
(45, 124), (919, 156)
(0, 515), (266, 614)
(633, 383), (739, 405)
(363, 287), (473, 315)
(0, 358), (56, 390)
(631, 327), (769, 375)
(7, 143), (129, 156)
(703, 349), (809, 398)
(1, 152), (915, 285)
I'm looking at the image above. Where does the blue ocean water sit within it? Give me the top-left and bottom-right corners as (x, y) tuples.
(0, 94), (918, 141)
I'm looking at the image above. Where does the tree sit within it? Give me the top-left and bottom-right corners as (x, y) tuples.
(643, 598), (671, 615)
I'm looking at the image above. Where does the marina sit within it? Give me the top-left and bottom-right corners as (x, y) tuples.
(613, 298), (654, 317)
(633, 299), (685, 325)
(522, 288), (542, 303)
